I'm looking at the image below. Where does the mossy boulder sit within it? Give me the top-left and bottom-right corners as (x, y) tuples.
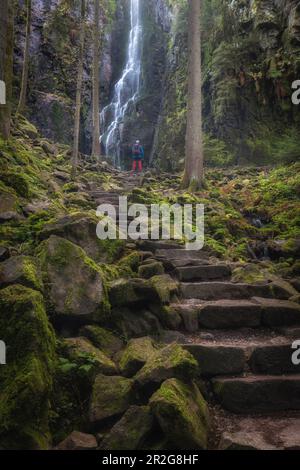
(119, 337), (157, 377)
(150, 378), (210, 450)
(0, 285), (56, 449)
(111, 307), (162, 339)
(150, 275), (179, 304)
(134, 344), (199, 396)
(56, 431), (98, 450)
(149, 304), (182, 330)
(39, 213), (124, 262)
(138, 261), (164, 279)
(64, 193), (94, 210)
(65, 337), (118, 376)
(109, 278), (156, 307)
(1, 172), (30, 198)
(0, 255), (43, 291)
(89, 374), (135, 426)
(0, 186), (18, 212)
(109, 275), (179, 308)
(100, 405), (153, 450)
(38, 236), (109, 323)
(79, 325), (124, 358)
(18, 117), (39, 139)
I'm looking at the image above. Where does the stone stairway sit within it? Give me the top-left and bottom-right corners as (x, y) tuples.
(87, 185), (300, 449)
(150, 242), (300, 449)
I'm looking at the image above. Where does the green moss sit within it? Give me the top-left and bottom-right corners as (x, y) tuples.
(49, 341), (96, 445)
(119, 337), (157, 377)
(0, 285), (56, 449)
(79, 325), (123, 357)
(138, 261), (164, 279)
(65, 337), (117, 376)
(1, 172), (30, 198)
(150, 378), (209, 449)
(150, 275), (179, 304)
(37, 236), (111, 321)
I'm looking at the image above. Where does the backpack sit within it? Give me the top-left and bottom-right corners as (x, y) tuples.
(133, 144), (141, 155)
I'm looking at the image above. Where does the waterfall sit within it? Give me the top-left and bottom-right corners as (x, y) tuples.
(100, 0), (142, 167)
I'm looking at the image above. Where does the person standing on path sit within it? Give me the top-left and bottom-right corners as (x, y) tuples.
(131, 140), (144, 174)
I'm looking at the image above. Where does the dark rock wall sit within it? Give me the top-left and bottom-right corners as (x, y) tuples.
(14, 0), (116, 150)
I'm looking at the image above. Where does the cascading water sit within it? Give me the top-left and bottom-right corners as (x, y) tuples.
(100, 0), (142, 167)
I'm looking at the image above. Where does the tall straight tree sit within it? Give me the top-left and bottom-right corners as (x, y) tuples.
(0, 0), (14, 139)
(17, 0), (32, 115)
(182, 0), (204, 190)
(72, 0), (86, 177)
(91, 0), (101, 160)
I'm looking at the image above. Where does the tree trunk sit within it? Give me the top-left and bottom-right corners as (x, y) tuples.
(0, 0), (14, 139)
(91, 0), (101, 160)
(17, 0), (32, 115)
(182, 0), (203, 190)
(71, 0), (86, 178)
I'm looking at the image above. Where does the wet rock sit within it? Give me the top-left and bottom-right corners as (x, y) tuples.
(56, 431), (98, 450)
(119, 337), (157, 377)
(0, 190), (17, 213)
(158, 330), (188, 344)
(112, 307), (162, 339)
(149, 274), (179, 304)
(53, 170), (69, 181)
(219, 430), (277, 450)
(39, 213), (122, 261)
(0, 211), (21, 222)
(181, 281), (293, 301)
(100, 406), (153, 450)
(0, 246), (9, 262)
(198, 300), (262, 329)
(213, 375), (300, 413)
(138, 261), (164, 279)
(89, 375), (135, 425)
(0, 255), (43, 291)
(22, 199), (51, 215)
(79, 325), (124, 358)
(150, 378), (210, 450)
(109, 278), (155, 307)
(249, 342), (300, 375)
(183, 344), (247, 377)
(169, 304), (199, 332)
(254, 297), (300, 326)
(38, 236), (108, 323)
(65, 337), (118, 375)
(134, 343), (199, 396)
(0, 285), (56, 449)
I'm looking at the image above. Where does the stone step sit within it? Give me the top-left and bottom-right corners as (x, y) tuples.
(164, 258), (211, 268)
(181, 333), (300, 376)
(95, 200), (120, 207)
(156, 248), (209, 260)
(217, 415), (300, 450)
(137, 241), (181, 252)
(175, 265), (231, 282)
(89, 191), (121, 198)
(180, 281), (292, 301)
(173, 298), (300, 329)
(212, 374), (300, 413)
